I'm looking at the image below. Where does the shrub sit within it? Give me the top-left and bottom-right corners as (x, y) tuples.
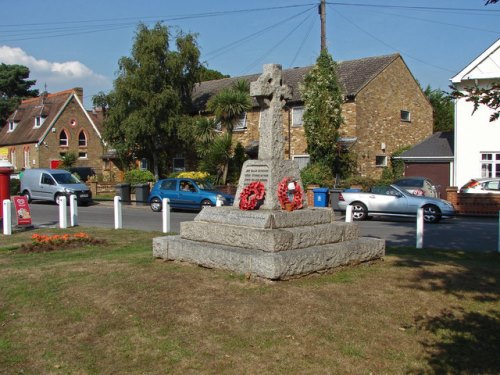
(124, 169), (155, 185)
(10, 178), (20, 195)
(300, 162), (335, 187)
(175, 171), (211, 180)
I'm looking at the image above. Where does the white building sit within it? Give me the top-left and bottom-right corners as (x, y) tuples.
(451, 38), (500, 188)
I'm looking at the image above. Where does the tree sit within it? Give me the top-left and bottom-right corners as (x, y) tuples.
(0, 64), (38, 126)
(302, 50), (350, 178)
(199, 66), (229, 81)
(97, 23), (202, 178)
(451, 83), (500, 122)
(424, 85), (454, 132)
(206, 79), (252, 184)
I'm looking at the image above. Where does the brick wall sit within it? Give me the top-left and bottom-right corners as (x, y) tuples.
(446, 187), (500, 216)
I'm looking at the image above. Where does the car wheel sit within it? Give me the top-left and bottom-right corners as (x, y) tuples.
(54, 194), (68, 205)
(150, 198), (162, 212)
(200, 199), (213, 209)
(351, 202), (368, 221)
(22, 190), (32, 203)
(422, 204), (441, 224)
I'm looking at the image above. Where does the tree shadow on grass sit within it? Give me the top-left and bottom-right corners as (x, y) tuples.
(415, 308), (500, 374)
(388, 248), (500, 373)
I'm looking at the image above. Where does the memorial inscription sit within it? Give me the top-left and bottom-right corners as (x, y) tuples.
(242, 165), (270, 186)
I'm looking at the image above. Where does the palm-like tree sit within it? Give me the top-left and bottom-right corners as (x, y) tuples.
(206, 80), (252, 184)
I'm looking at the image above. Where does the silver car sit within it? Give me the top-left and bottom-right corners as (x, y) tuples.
(338, 184), (455, 223)
(460, 178), (500, 194)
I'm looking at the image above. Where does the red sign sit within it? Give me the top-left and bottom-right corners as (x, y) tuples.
(13, 195), (32, 226)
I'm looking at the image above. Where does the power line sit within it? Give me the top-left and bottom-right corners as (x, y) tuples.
(327, 2), (500, 14)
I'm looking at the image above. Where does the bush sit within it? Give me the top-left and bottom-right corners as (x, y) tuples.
(10, 178), (20, 195)
(300, 162), (335, 187)
(124, 169), (155, 185)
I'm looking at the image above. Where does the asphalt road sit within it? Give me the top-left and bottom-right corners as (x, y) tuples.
(10, 201), (500, 252)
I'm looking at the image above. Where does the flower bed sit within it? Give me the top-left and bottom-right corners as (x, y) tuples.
(19, 232), (106, 253)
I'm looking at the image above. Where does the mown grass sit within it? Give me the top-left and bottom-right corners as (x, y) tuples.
(0, 227), (499, 374)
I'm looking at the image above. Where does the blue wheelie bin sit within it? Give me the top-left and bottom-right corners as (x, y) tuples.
(313, 188), (329, 207)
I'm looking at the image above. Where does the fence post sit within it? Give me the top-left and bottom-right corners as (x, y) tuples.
(345, 205), (353, 223)
(114, 196), (122, 229)
(59, 196), (67, 229)
(3, 199), (11, 235)
(70, 194), (78, 227)
(416, 208), (424, 249)
(162, 198), (170, 233)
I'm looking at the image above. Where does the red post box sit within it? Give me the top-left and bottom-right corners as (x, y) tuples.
(0, 160), (14, 220)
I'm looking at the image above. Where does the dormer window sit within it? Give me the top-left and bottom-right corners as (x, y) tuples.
(8, 121), (17, 132)
(34, 116), (45, 128)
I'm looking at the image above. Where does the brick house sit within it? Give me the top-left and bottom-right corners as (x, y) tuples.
(192, 53), (433, 179)
(0, 88), (108, 175)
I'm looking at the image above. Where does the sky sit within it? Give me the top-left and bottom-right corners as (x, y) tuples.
(1, 0), (499, 108)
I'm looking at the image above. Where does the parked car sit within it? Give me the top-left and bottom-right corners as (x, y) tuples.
(338, 184), (455, 223)
(460, 178), (500, 194)
(148, 178), (234, 212)
(393, 177), (439, 198)
(20, 168), (92, 205)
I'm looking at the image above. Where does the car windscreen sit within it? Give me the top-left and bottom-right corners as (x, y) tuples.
(52, 173), (81, 184)
(395, 179), (423, 187)
(195, 180), (214, 190)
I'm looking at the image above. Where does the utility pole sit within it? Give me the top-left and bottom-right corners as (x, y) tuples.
(319, 0), (327, 52)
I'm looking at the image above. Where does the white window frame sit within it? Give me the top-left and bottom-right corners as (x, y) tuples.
(400, 110), (411, 122)
(480, 152), (500, 178)
(78, 131), (87, 147)
(34, 116), (45, 128)
(78, 152), (88, 159)
(59, 130), (69, 147)
(375, 155), (388, 167)
(24, 148), (30, 169)
(233, 112), (247, 131)
(172, 157), (185, 172)
(8, 121), (17, 132)
(292, 154), (310, 170)
(292, 106), (304, 127)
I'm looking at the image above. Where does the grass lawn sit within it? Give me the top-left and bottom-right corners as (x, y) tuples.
(0, 227), (499, 374)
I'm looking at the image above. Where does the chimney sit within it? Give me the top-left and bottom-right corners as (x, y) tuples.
(73, 87), (84, 103)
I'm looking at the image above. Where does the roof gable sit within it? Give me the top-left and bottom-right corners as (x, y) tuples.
(192, 53), (400, 112)
(451, 38), (500, 83)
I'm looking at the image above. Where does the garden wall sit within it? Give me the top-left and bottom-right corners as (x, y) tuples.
(446, 187), (500, 216)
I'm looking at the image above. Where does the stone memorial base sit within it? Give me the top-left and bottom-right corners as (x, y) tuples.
(153, 207), (385, 280)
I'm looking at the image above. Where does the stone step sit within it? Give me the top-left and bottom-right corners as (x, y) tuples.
(195, 206), (335, 229)
(180, 221), (359, 252)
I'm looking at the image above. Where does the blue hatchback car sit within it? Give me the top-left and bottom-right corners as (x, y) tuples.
(148, 178), (234, 211)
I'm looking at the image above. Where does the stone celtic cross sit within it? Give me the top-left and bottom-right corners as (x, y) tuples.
(250, 64), (292, 160)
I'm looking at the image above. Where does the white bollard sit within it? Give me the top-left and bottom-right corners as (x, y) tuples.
(162, 198), (170, 233)
(345, 205), (353, 223)
(58, 196), (67, 229)
(3, 199), (12, 235)
(416, 207), (424, 249)
(70, 194), (78, 227)
(216, 196), (223, 207)
(114, 196), (122, 229)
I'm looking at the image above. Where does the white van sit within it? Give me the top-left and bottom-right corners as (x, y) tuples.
(20, 168), (92, 205)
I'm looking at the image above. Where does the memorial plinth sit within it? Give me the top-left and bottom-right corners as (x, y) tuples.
(152, 64), (384, 280)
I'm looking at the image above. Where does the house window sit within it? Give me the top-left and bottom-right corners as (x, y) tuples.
(400, 110), (411, 122)
(8, 121), (17, 132)
(140, 158), (148, 170)
(375, 155), (387, 167)
(481, 152), (500, 178)
(292, 155), (310, 170)
(173, 158), (185, 172)
(34, 116), (45, 128)
(234, 113), (247, 131)
(59, 130), (69, 147)
(9, 148), (16, 167)
(78, 152), (87, 159)
(23, 147), (30, 169)
(292, 106), (304, 127)
(78, 131), (87, 147)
